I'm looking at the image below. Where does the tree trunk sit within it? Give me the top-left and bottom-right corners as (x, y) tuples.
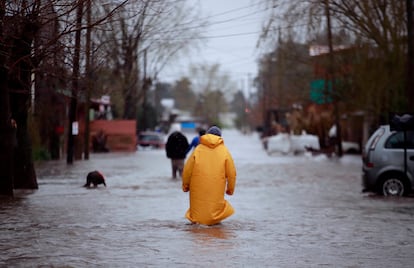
(9, 17), (38, 189)
(0, 64), (15, 196)
(407, 0), (414, 112)
(11, 96), (38, 189)
(0, 0), (15, 196)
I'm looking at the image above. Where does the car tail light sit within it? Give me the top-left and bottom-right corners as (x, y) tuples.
(362, 152), (373, 167)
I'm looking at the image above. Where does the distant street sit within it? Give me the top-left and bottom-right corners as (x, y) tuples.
(1, 129), (414, 267)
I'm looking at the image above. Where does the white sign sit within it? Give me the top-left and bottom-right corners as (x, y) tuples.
(72, 121), (79, 135)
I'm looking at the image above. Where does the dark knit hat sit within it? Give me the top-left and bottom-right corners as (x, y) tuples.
(207, 126), (222, 137)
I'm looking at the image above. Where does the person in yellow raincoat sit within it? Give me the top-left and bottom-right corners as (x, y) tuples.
(182, 126), (237, 225)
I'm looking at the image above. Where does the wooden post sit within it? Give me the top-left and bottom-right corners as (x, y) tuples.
(326, 0), (343, 157)
(407, 0), (414, 112)
(67, 0), (83, 164)
(84, 0), (91, 160)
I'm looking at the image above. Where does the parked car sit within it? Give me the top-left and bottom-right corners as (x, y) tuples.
(137, 131), (165, 149)
(362, 125), (414, 196)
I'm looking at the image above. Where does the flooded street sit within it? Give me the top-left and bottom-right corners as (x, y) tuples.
(1, 129), (414, 267)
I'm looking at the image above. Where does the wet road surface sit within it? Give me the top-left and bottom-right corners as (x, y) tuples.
(1, 129), (414, 267)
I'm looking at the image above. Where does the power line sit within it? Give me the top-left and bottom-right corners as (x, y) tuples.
(200, 0), (268, 19)
(154, 6), (270, 35)
(149, 21), (313, 41)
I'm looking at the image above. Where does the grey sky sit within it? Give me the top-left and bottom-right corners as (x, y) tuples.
(158, 0), (269, 94)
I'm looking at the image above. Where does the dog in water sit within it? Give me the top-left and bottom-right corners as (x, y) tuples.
(84, 170), (106, 187)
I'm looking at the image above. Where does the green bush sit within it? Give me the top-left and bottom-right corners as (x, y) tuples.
(32, 146), (51, 161)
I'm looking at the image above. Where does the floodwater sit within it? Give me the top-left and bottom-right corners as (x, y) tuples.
(1, 130), (414, 267)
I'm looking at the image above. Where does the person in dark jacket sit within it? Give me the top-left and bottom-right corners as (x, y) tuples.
(166, 131), (189, 179)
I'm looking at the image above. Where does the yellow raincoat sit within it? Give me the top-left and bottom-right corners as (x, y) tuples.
(182, 133), (237, 225)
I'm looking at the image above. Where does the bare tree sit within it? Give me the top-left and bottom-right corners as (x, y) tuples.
(0, 0), (128, 195)
(328, 0), (408, 120)
(189, 63), (236, 126)
(96, 0), (207, 122)
(0, 0), (44, 193)
(260, 0), (409, 123)
(172, 77), (197, 112)
(0, 0), (14, 195)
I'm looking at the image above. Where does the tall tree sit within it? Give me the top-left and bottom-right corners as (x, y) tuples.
(260, 0), (409, 123)
(1, 1), (42, 192)
(230, 90), (248, 129)
(172, 77), (197, 112)
(407, 0), (414, 112)
(0, 0), (14, 196)
(190, 63), (235, 126)
(97, 0), (206, 121)
(0, 0), (127, 195)
(329, 0), (407, 120)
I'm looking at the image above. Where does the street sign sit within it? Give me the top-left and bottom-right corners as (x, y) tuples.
(310, 79), (332, 104)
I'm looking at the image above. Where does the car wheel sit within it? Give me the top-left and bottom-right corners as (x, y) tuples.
(381, 176), (406, 196)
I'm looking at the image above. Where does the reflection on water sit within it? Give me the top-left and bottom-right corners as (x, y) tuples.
(187, 224), (232, 240)
(185, 223), (236, 252)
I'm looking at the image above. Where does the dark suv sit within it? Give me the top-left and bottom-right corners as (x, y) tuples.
(362, 125), (414, 196)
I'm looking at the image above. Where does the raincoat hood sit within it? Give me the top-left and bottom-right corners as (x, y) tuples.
(200, 133), (223, 149)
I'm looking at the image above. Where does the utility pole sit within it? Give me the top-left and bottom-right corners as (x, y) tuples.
(141, 49), (148, 131)
(325, 0), (343, 157)
(277, 27), (284, 109)
(84, 0), (91, 160)
(67, 0), (83, 164)
(407, 0), (414, 112)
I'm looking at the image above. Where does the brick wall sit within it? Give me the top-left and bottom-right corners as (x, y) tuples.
(90, 120), (137, 152)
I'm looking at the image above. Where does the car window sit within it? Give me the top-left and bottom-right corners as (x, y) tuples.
(385, 131), (414, 149)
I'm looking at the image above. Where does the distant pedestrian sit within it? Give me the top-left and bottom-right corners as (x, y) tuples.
(166, 130), (189, 179)
(182, 126), (237, 225)
(185, 128), (206, 154)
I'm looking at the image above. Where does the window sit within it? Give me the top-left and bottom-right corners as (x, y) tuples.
(385, 131), (414, 149)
